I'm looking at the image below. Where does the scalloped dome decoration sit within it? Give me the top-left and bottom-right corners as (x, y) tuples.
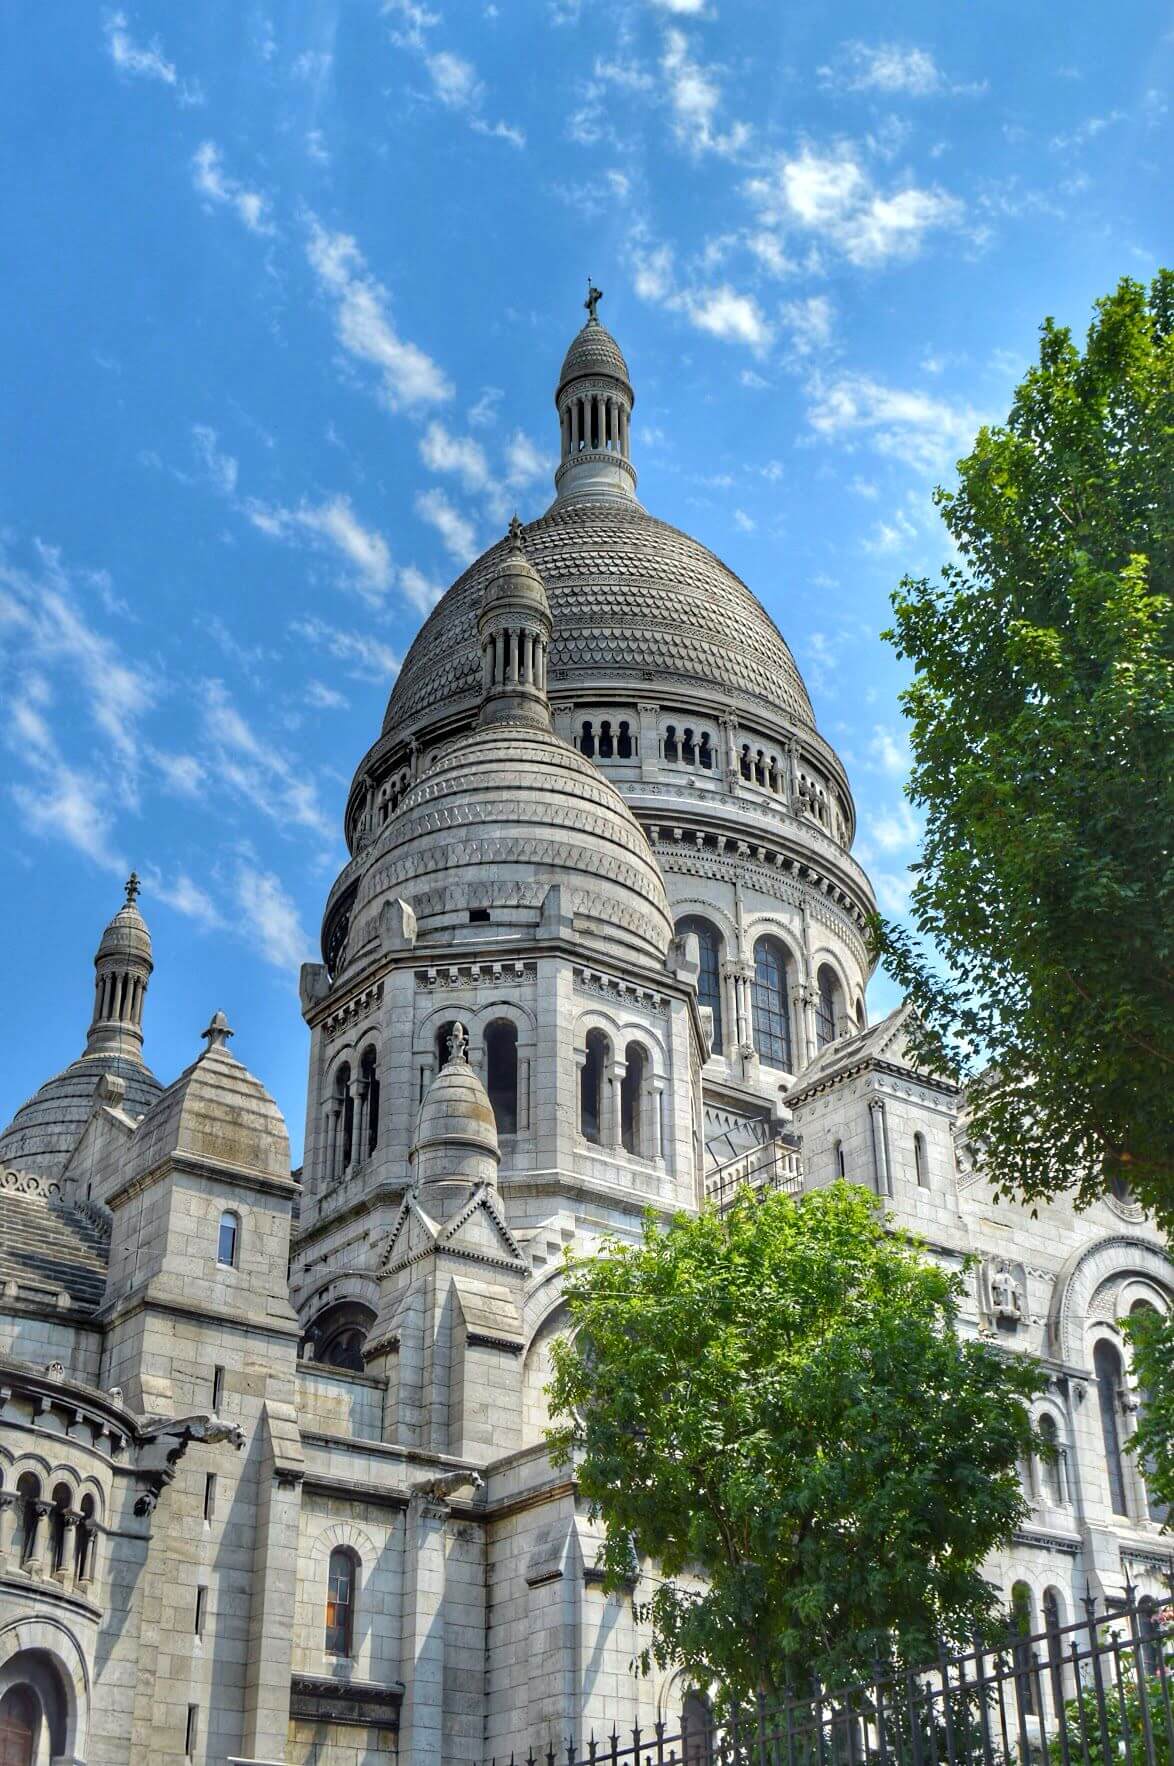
(381, 500), (815, 740)
(557, 318), (632, 395)
(346, 722), (674, 970)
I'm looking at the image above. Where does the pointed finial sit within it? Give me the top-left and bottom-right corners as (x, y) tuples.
(584, 280), (603, 322)
(447, 1021), (469, 1065)
(125, 871), (141, 906)
(200, 1009), (234, 1051)
(507, 513), (525, 549)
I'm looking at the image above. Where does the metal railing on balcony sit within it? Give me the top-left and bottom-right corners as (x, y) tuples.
(704, 1136), (804, 1215)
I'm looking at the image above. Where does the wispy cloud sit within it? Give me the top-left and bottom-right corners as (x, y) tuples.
(780, 294), (835, 356)
(245, 493), (393, 601)
(103, 10), (202, 101)
(291, 616), (400, 682)
(687, 285), (773, 350)
(398, 565), (445, 615)
(235, 863), (311, 970)
(416, 488), (478, 563)
(420, 420), (491, 492)
(661, 29), (749, 157)
(818, 42), (984, 99)
(150, 869), (226, 930)
(806, 373), (984, 473)
(201, 679), (335, 844)
(385, 3), (526, 146)
(745, 144), (963, 267)
(192, 142), (274, 234)
(305, 217), (453, 410)
(192, 424), (239, 497)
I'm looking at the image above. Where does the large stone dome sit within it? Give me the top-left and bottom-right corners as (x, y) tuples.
(557, 317), (632, 393)
(344, 718), (674, 969)
(381, 498), (816, 742)
(0, 1054), (162, 1179)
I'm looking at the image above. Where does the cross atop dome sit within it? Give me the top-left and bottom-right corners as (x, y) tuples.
(125, 871), (141, 905)
(584, 280), (603, 322)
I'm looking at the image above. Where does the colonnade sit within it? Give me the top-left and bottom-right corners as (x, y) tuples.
(561, 391), (630, 459)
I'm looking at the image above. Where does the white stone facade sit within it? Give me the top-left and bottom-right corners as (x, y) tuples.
(0, 306), (1168, 1766)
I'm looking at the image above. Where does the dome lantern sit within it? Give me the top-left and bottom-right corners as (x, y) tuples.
(553, 284), (637, 506)
(477, 516), (554, 730)
(86, 873), (153, 1063)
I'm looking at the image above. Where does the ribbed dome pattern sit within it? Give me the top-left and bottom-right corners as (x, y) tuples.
(557, 318), (631, 393)
(381, 499), (815, 739)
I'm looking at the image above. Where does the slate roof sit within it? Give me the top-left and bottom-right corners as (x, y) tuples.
(0, 1170), (110, 1312)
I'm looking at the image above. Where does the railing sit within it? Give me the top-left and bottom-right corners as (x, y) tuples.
(490, 1585), (1174, 1766)
(704, 1136), (804, 1215)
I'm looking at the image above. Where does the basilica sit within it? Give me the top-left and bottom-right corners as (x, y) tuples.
(0, 300), (1169, 1766)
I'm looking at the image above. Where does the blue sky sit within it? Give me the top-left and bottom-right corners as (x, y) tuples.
(1, 1), (1168, 1163)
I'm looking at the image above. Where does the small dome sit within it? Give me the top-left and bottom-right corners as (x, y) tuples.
(481, 521), (551, 618)
(557, 318), (631, 396)
(96, 899), (153, 967)
(341, 720), (674, 970)
(412, 1024), (500, 1188)
(0, 1055), (162, 1179)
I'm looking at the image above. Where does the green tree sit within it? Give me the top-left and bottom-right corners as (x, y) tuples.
(1124, 1304), (1174, 1519)
(874, 272), (1174, 1221)
(545, 1184), (1043, 1705)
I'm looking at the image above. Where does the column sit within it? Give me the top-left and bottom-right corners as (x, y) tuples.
(75, 1519), (95, 1588)
(649, 1083), (665, 1162)
(606, 1062), (624, 1150)
(637, 701), (659, 781)
(24, 1499), (52, 1575)
(0, 1491), (17, 1568)
(353, 1079), (369, 1169)
(869, 1097), (891, 1197)
(347, 1078), (364, 1173)
(570, 399), (580, 451)
(56, 1511), (81, 1588)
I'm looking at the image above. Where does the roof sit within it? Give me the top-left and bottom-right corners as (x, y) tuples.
(783, 1004), (961, 1106)
(123, 1037), (290, 1189)
(0, 1053), (163, 1181)
(381, 497), (816, 741)
(557, 318), (631, 394)
(0, 1168), (110, 1312)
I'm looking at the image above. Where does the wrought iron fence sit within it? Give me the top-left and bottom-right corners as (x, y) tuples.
(491, 1583), (1174, 1766)
(704, 1136), (804, 1215)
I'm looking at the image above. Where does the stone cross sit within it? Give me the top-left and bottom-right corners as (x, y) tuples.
(584, 281), (603, 321)
(125, 871), (141, 905)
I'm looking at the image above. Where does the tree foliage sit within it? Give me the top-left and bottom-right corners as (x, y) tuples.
(1124, 1304), (1174, 1518)
(873, 272), (1174, 1221)
(545, 1185), (1043, 1705)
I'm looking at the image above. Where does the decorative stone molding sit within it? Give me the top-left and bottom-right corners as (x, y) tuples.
(322, 982), (385, 1042)
(573, 966), (670, 1016)
(415, 961), (537, 991)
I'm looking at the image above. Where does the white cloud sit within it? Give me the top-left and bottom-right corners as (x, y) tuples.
(427, 49), (480, 107)
(12, 764), (126, 873)
(152, 749), (207, 797)
(292, 49), (333, 84)
(468, 387), (502, 428)
(868, 724), (910, 777)
(503, 430), (549, 489)
(152, 870), (225, 929)
(201, 679), (335, 843)
(781, 293), (834, 356)
(103, 10), (177, 87)
(661, 29), (749, 157)
(235, 864), (311, 971)
(306, 680), (349, 710)
(806, 373), (984, 473)
(192, 425), (239, 497)
(867, 802), (921, 852)
(245, 494), (393, 601)
(822, 43), (941, 97)
(305, 128), (330, 164)
(192, 142), (274, 234)
(305, 217), (452, 410)
(687, 285), (773, 351)
(733, 509), (756, 532)
(746, 145), (963, 267)
(416, 489), (478, 564)
(291, 617), (400, 682)
(383, 0), (441, 51)
(419, 421), (491, 492)
(398, 564), (445, 615)
(632, 237), (676, 303)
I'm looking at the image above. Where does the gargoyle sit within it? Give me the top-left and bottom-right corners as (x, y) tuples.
(134, 1413), (246, 1516)
(409, 1468), (484, 1505)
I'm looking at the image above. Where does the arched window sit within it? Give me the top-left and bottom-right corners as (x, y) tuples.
(815, 964), (840, 1049)
(682, 728), (696, 766)
(16, 1473), (40, 1565)
(580, 1030), (608, 1145)
(682, 1690), (713, 1764)
(621, 1043), (646, 1156)
(435, 1022), (456, 1070)
(677, 917), (723, 1055)
(1129, 1301), (1168, 1522)
(1037, 1414), (1067, 1505)
(75, 1493), (96, 1583)
(333, 1062), (353, 1172)
(835, 1139), (846, 1179)
(913, 1131), (929, 1188)
(698, 732), (713, 769)
(485, 1020), (519, 1136)
(360, 1046), (380, 1157)
(217, 1210), (240, 1269)
(312, 1301), (377, 1373)
(752, 938), (793, 1071)
(739, 744), (752, 780)
(663, 725), (678, 763)
(1094, 1339), (1129, 1516)
(598, 720), (614, 758)
(1010, 1581), (1036, 1715)
(325, 1546), (359, 1657)
(855, 996), (866, 1031)
(49, 1483), (71, 1574)
(617, 721), (633, 759)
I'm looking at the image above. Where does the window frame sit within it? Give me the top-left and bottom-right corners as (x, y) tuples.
(216, 1209), (240, 1270)
(324, 1545), (359, 1659)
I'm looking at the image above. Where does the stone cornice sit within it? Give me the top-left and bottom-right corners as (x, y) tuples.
(105, 1150), (297, 1211)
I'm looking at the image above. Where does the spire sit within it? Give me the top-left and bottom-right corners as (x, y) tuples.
(553, 287), (637, 506)
(85, 874), (154, 1063)
(477, 517), (554, 730)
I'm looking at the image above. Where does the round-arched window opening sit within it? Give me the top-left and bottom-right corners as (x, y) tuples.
(485, 1020), (519, 1136)
(677, 916), (723, 1055)
(0, 1686), (40, 1764)
(580, 1030), (609, 1145)
(325, 1545), (360, 1658)
(621, 1043), (647, 1157)
(217, 1209), (240, 1269)
(752, 938), (793, 1071)
(310, 1301), (377, 1374)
